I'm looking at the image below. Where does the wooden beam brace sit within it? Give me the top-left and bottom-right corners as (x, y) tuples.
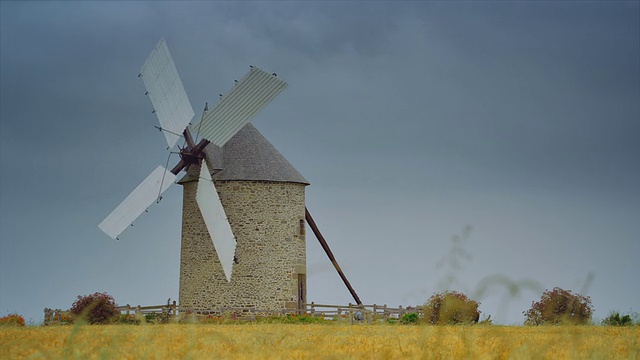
(170, 159), (187, 175)
(183, 128), (197, 149)
(305, 207), (363, 306)
(191, 139), (210, 155)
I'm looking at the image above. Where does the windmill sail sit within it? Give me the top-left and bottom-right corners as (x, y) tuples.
(140, 38), (195, 149)
(196, 162), (237, 282)
(102, 39), (278, 283)
(194, 67), (288, 147)
(99, 166), (176, 240)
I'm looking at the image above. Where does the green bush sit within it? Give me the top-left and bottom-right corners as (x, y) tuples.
(602, 311), (634, 326)
(116, 314), (141, 325)
(252, 313), (325, 324)
(423, 291), (481, 325)
(401, 313), (419, 324)
(70, 292), (119, 325)
(282, 313), (324, 324)
(144, 312), (158, 323)
(524, 287), (593, 325)
(144, 311), (171, 324)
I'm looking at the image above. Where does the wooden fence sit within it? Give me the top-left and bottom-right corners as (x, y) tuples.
(43, 308), (71, 325)
(305, 302), (423, 324)
(115, 302), (423, 324)
(44, 302), (423, 325)
(117, 301), (177, 317)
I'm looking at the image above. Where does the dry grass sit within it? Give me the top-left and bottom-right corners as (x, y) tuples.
(1, 324), (639, 359)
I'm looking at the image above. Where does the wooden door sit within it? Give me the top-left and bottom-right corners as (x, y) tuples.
(297, 274), (306, 310)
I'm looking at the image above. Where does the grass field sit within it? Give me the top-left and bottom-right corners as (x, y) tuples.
(1, 324), (639, 359)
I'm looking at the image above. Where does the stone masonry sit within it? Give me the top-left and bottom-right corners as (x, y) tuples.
(178, 164), (307, 311)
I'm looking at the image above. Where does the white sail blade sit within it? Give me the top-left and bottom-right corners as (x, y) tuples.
(194, 66), (288, 147)
(140, 38), (195, 149)
(196, 162), (236, 282)
(99, 166), (176, 240)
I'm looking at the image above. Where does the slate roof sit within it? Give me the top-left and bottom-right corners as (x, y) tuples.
(181, 123), (309, 185)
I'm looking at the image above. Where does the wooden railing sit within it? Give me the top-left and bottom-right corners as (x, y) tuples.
(305, 302), (423, 324)
(43, 308), (71, 325)
(44, 301), (423, 324)
(115, 302), (423, 324)
(117, 301), (177, 317)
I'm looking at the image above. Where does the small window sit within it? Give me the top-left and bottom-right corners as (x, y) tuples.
(299, 219), (305, 236)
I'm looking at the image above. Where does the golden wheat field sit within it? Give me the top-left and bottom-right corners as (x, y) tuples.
(1, 324), (639, 359)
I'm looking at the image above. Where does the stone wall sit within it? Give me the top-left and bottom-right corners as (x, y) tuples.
(179, 166), (307, 311)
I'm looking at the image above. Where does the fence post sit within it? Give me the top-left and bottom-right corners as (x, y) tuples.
(399, 305), (404, 318)
(383, 304), (388, 321)
(348, 303), (353, 325)
(172, 301), (177, 319)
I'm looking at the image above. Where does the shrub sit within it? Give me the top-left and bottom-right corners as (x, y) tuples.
(401, 313), (419, 324)
(252, 313), (325, 324)
(144, 312), (158, 323)
(0, 313), (25, 327)
(524, 287), (593, 325)
(70, 292), (119, 324)
(478, 315), (493, 325)
(423, 291), (481, 325)
(283, 313), (324, 324)
(144, 311), (171, 324)
(116, 314), (141, 325)
(602, 311), (634, 326)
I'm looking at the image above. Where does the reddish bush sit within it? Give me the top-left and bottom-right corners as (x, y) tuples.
(423, 291), (481, 324)
(524, 287), (593, 325)
(0, 313), (26, 326)
(70, 292), (119, 324)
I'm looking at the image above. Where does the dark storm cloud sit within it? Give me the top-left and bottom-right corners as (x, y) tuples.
(295, 2), (640, 203)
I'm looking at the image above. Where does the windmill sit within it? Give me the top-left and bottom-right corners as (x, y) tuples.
(99, 38), (362, 312)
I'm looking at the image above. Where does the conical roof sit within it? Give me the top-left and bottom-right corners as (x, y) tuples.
(206, 123), (309, 185)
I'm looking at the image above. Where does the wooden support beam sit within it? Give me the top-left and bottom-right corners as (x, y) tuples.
(191, 138), (210, 155)
(170, 158), (187, 175)
(183, 127), (197, 149)
(305, 207), (363, 306)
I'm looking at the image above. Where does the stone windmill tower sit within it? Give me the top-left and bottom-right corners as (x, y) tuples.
(178, 124), (309, 311)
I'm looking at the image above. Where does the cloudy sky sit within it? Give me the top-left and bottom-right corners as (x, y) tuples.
(1, 1), (638, 324)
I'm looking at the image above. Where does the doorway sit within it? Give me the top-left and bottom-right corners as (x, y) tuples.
(297, 274), (306, 310)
